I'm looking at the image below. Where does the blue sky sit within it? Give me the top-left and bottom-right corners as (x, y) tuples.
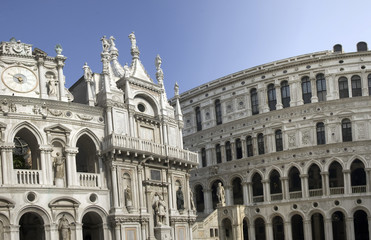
(2, 0), (371, 97)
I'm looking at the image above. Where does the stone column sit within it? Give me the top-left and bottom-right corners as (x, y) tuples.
(111, 165), (120, 209)
(343, 169), (351, 195)
(242, 182), (249, 205)
(310, 75), (318, 103)
(346, 217), (354, 240)
(265, 222), (273, 240)
(321, 171), (329, 196)
(365, 168), (371, 192)
(74, 222), (83, 240)
(252, 135), (258, 158)
(114, 223), (121, 240)
(185, 173), (192, 213)
(324, 218), (333, 240)
(1, 144), (13, 185)
(259, 86), (269, 113)
(137, 166), (146, 213)
(65, 147), (79, 187)
(285, 220), (292, 240)
(348, 76), (353, 98)
(206, 145), (214, 166)
(204, 189), (213, 214)
(303, 219), (312, 240)
(300, 174), (309, 198)
(241, 138), (247, 159)
(40, 146), (53, 186)
(56, 56), (66, 101)
(220, 144), (226, 163)
(225, 185), (232, 206)
(168, 173), (176, 214)
(262, 180), (270, 202)
(245, 92), (252, 116)
(295, 79), (304, 106)
(230, 140), (236, 161)
(247, 182), (253, 204)
(106, 107), (113, 134)
(275, 84), (283, 109)
(280, 177), (289, 200)
(232, 223), (242, 240)
(85, 79), (95, 106)
(248, 222), (255, 240)
(361, 70), (369, 96)
(368, 216), (371, 240)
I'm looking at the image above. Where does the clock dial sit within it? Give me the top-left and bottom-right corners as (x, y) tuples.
(2, 66), (38, 93)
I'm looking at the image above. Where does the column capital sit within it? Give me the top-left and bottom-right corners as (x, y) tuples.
(65, 147), (79, 154)
(300, 174), (308, 178)
(320, 171), (329, 176)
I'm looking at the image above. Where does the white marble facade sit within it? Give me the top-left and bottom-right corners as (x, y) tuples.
(0, 35), (197, 240)
(177, 42), (371, 240)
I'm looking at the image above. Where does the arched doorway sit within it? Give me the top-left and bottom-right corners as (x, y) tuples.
(254, 218), (266, 240)
(194, 185), (205, 213)
(291, 214), (304, 240)
(332, 211), (346, 240)
(19, 212), (45, 240)
(82, 212), (103, 240)
(272, 216), (284, 240)
(354, 210), (369, 240)
(221, 218), (233, 240)
(311, 213), (325, 240)
(232, 177), (243, 205)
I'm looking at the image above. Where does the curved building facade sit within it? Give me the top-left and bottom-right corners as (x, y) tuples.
(179, 42), (371, 240)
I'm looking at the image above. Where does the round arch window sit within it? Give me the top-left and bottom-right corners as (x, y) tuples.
(138, 103), (145, 112)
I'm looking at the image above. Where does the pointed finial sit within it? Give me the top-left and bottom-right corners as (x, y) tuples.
(83, 62), (93, 81)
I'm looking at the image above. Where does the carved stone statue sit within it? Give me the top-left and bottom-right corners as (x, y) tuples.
(154, 194), (167, 226)
(109, 36), (117, 51)
(190, 190), (196, 211)
(48, 77), (57, 96)
(216, 182), (226, 206)
(155, 54), (164, 83)
(53, 152), (65, 179)
(100, 36), (110, 52)
(176, 186), (184, 211)
(174, 82), (179, 97)
(123, 63), (131, 78)
(128, 32), (137, 49)
(83, 63), (93, 81)
(55, 44), (63, 55)
(124, 185), (132, 207)
(58, 214), (70, 240)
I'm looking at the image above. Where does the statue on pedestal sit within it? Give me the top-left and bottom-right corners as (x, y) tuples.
(53, 152), (65, 179)
(176, 186), (184, 211)
(83, 63), (93, 81)
(128, 32), (137, 49)
(154, 194), (167, 226)
(124, 185), (132, 207)
(100, 36), (110, 52)
(58, 214), (70, 240)
(48, 77), (57, 96)
(190, 190), (196, 211)
(216, 182), (226, 206)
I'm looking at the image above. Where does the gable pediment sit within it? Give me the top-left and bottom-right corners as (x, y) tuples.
(49, 196), (80, 208)
(44, 124), (71, 134)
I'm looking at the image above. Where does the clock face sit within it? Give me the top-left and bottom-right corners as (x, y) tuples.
(1, 66), (38, 93)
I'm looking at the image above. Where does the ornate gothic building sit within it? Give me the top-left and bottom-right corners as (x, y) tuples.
(0, 35), (197, 240)
(178, 42), (371, 240)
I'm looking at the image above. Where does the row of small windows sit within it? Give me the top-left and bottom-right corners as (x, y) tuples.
(195, 74), (371, 131)
(200, 119), (352, 167)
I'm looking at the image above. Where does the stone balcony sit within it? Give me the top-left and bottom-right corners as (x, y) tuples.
(102, 133), (198, 165)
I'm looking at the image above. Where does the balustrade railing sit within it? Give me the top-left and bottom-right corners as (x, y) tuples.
(330, 187), (344, 195)
(253, 195), (264, 203)
(309, 189), (323, 197)
(15, 170), (41, 185)
(78, 173), (100, 188)
(289, 191), (302, 199)
(271, 193), (283, 201)
(103, 134), (198, 164)
(352, 185), (366, 193)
